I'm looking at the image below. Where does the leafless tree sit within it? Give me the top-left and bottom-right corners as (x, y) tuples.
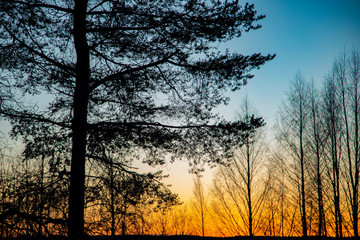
(210, 98), (268, 236)
(169, 204), (192, 236)
(307, 80), (328, 236)
(322, 71), (343, 237)
(333, 49), (360, 237)
(276, 73), (310, 237)
(347, 49), (360, 237)
(192, 176), (207, 237)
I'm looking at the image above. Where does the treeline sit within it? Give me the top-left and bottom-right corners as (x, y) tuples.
(187, 49), (360, 238)
(1, 49), (359, 238)
(274, 49), (360, 238)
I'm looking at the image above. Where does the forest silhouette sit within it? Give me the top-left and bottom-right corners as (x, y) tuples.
(0, 0), (359, 239)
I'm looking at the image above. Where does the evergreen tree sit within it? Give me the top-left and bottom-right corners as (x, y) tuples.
(0, 1), (274, 238)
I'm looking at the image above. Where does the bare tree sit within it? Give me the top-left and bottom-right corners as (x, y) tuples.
(276, 73), (309, 237)
(87, 158), (179, 236)
(323, 71), (343, 237)
(169, 204), (192, 236)
(333, 49), (360, 237)
(347, 49), (360, 237)
(210, 99), (268, 237)
(236, 98), (269, 237)
(263, 152), (288, 237)
(192, 176), (207, 237)
(307, 80), (327, 236)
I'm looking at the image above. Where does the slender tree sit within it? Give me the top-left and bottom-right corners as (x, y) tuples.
(192, 176), (207, 237)
(235, 98), (269, 237)
(266, 152), (292, 237)
(0, 156), (68, 237)
(0, 1), (273, 239)
(308, 80), (327, 236)
(333, 49), (360, 237)
(323, 71), (343, 237)
(347, 50), (360, 237)
(170, 204), (191, 236)
(211, 99), (268, 237)
(276, 73), (309, 237)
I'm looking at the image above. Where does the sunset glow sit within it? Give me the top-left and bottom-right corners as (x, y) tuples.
(0, 0), (360, 239)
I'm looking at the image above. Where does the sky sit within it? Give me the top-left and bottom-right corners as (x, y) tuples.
(1, 0), (359, 202)
(220, 0), (360, 125)
(163, 0), (360, 201)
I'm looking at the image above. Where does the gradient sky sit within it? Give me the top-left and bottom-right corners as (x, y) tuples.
(1, 0), (359, 202)
(165, 0), (360, 200)
(219, 0), (360, 125)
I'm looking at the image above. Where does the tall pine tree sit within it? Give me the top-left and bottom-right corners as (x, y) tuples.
(0, 1), (274, 239)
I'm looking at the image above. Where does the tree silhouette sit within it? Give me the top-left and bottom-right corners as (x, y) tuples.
(97, 166), (179, 236)
(0, 0), (273, 239)
(0, 156), (68, 237)
(323, 71), (343, 237)
(308, 80), (327, 236)
(332, 50), (360, 237)
(192, 176), (207, 237)
(276, 73), (310, 237)
(210, 99), (269, 237)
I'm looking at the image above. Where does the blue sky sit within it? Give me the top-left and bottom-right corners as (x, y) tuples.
(166, 0), (360, 200)
(217, 0), (360, 129)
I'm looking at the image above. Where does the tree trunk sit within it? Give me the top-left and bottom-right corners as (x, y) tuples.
(310, 84), (326, 236)
(352, 51), (360, 238)
(300, 150), (307, 237)
(246, 136), (253, 237)
(353, 97), (359, 237)
(299, 103), (307, 237)
(38, 155), (45, 237)
(68, 1), (90, 239)
(338, 56), (357, 238)
(331, 119), (342, 238)
(121, 215), (127, 236)
(110, 163), (116, 236)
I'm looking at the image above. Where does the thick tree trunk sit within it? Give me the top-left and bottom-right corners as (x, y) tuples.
(68, 1), (89, 239)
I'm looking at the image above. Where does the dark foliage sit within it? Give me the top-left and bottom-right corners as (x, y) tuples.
(0, 0), (273, 238)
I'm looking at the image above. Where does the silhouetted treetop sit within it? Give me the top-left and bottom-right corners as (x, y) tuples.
(0, 0), (272, 166)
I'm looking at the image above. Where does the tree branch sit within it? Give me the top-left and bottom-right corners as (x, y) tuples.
(86, 25), (163, 33)
(89, 51), (178, 92)
(0, 22), (75, 75)
(89, 120), (227, 130)
(0, 109), (70, 129)
(85, 153), (139, 175)
(10, 0), (73, 14)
